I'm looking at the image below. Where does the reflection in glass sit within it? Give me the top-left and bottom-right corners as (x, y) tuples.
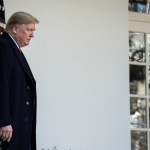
(148, 66), (150, 95)
(147, 34), (150, 63)
(130, 97), (147, 128)
(130, 65), (146, 95)
(129, 0), (147, 13)
(131, 131), (147, 150)
(129, 32), (145, 62)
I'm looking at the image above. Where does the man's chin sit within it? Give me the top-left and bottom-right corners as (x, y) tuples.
(25, 43), (30, 46)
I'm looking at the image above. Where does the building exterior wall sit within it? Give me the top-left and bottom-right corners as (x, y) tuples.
(4, 1), (130, 150)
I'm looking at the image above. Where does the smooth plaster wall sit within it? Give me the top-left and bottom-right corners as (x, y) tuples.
(4, 1), (130, 150)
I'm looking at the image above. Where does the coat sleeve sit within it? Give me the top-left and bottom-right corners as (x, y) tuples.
(0, 40), (11, 127)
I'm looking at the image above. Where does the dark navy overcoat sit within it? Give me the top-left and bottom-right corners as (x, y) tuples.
(0, 32), (37, 150)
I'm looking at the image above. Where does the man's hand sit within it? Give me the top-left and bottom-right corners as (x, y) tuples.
(0, 125), (13, 142)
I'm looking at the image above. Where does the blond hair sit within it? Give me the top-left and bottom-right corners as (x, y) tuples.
(6, 12), (39, 32)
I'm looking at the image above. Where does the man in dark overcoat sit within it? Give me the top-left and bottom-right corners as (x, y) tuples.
(0, 12), (39, 150)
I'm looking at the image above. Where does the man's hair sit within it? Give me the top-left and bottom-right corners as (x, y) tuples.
(5, 12), (39, 32)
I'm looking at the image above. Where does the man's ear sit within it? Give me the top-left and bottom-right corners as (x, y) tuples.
(12, 26), (18, 34)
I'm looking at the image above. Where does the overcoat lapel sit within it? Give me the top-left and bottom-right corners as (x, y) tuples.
(14, 49), (36, 84)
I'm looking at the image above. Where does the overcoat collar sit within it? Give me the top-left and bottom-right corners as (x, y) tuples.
(1, 32), (36, 84)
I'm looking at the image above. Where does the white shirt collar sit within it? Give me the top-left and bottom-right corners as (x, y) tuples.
(8, 33), (20, 48)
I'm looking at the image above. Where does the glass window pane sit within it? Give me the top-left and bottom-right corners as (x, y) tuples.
(148, 66), (150, 95)
(130, 65), (146, 95)
(130, 97), (147, 128)
(131, 131), (147, 150)
(147, 34), (150, 63)
(129, 32), (145, 62)
(129, 1), (147, 13)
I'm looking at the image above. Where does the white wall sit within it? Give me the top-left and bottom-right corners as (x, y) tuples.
(4, 1), (130, 150)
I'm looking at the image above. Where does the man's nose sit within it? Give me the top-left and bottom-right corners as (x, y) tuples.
(30, 32), (34, 37)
